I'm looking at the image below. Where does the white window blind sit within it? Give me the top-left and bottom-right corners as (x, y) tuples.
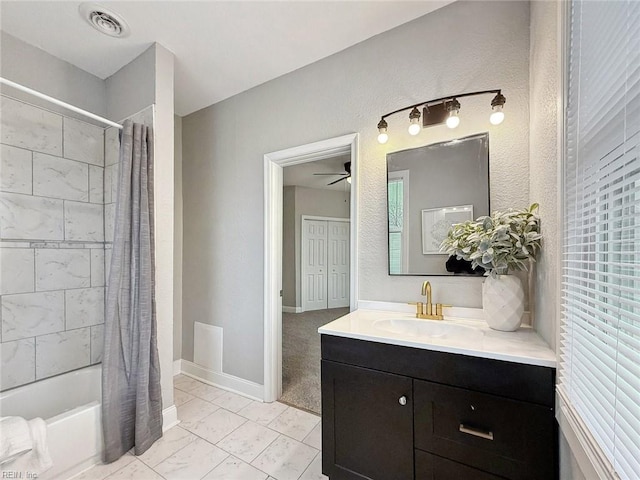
(560, 1), (640, 478)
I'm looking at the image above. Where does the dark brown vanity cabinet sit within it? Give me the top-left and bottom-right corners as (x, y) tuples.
(321, 335), (558, 480)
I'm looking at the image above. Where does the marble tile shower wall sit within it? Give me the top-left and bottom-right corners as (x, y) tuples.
(0, 96), (115, 391)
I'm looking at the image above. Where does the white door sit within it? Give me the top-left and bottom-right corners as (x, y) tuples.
(328, 221), (350, 308)
(302, 220), (327, 311)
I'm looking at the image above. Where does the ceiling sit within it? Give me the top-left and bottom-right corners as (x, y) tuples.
(0, 1), (453, 116)
(284, 154), (352, 191)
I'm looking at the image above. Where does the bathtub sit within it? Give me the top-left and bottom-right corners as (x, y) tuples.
(0, 365), (103, 480)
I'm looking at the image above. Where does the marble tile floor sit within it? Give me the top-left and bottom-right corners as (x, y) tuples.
(72, 375), (327, 480)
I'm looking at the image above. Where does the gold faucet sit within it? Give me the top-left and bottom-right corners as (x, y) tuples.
(421, 281), (432, 307)
(415, 281), (448, 320)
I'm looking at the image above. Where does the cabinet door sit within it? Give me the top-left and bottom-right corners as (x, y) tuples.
(322, 360), (413, 480)
(415, 450), (508, 480)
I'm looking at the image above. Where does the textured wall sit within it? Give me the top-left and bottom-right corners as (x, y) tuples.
(182, 1), (531, 383)
(529, 1), (559, 350)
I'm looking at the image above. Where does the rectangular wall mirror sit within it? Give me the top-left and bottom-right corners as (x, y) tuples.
(387, 132), (489, 275)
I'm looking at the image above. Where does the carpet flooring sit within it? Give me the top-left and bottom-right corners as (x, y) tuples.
(280, 307), (350, 414)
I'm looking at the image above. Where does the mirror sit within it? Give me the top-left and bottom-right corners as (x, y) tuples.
(387, 133), (489, 276)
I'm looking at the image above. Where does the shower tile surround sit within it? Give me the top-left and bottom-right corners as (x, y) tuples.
(0, 96), (114, 391)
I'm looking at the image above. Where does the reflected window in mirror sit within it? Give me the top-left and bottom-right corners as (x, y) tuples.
(388, 170), (409, 274)
(387, 133), (489, 276)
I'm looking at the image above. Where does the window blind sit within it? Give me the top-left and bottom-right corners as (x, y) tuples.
(560, 1), (640, 478)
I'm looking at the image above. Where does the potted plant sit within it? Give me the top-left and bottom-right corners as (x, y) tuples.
(440, 204), (542, 331)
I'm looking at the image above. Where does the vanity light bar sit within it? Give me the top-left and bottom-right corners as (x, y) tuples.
(376, 89), (506, 144)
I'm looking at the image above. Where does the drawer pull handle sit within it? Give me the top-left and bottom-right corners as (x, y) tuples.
(459, 424), (494, 440)
(398, 396), (407, 406)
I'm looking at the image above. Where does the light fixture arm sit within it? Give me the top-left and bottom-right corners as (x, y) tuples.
(379, 89), (503, 121)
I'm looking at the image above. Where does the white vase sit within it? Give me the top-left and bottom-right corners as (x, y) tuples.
(482, 274), (524, 331)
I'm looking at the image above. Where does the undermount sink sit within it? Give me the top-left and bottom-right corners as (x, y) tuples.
(372, 318), (482, 340)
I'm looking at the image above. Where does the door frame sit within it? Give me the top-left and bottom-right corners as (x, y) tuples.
(263, 133), (358, 402)
(301, 215), (350, 312)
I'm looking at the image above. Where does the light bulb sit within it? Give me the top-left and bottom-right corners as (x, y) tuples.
(445, 98), (461, 129)
(446, 113), (460, 129)
(489, 93), (506, 125)
(408, 107), (421, 136)
(490, 105), (504, 125)
(377, 118), (389, 144)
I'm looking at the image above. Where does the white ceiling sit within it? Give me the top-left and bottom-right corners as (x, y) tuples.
(284, 154), (352, 191)
(0, 1), (453, 116)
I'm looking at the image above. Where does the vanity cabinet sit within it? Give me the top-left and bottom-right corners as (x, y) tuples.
(321, 335), (557, 480)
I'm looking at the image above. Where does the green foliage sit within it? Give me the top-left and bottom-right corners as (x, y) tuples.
(440, 204), (542, 275)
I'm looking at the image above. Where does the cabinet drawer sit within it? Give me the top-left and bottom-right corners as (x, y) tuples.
(415, 450), (508, 480)
(414, 380), (556, 480)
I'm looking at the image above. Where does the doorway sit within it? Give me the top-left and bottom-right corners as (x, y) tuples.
(263, 133), (358, 404)
(280, 158), (351, 412)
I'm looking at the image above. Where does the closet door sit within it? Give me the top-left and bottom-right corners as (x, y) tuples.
(328, 221), (350, 308)
(302, 219), (327, 311)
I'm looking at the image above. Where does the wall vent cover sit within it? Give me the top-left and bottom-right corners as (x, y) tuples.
(79, 3), (130, 38)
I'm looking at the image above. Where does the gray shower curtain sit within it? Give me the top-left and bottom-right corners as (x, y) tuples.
(102, 120), (163, 463)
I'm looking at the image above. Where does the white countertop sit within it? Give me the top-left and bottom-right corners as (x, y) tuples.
(318, 307), (556, 368)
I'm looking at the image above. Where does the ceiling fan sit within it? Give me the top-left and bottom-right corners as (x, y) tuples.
(313, 161), (351, 185)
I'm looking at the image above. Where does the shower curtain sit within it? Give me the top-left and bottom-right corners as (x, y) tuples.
(102, 120), (163, 463)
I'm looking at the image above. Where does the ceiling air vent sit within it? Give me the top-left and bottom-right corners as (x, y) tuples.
(79, 3), (130, 38)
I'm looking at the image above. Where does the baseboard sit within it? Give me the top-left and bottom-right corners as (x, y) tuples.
(282, 306), (302, 313)
(173, 359), (182, 376)
(162, 405), (180, 431)
(181, 360), (264, 401)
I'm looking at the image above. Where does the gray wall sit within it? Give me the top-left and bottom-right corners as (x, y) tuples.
(174, 115), (183, 361)
(182, 0), (530, 384)
(0, 32), (107, 118)
(105, 44), (156, 122)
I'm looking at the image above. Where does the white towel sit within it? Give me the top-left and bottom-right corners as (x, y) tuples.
(0, 417), (53, 475)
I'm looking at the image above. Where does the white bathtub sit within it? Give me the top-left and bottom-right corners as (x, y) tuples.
(0, 365), (103, 480)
